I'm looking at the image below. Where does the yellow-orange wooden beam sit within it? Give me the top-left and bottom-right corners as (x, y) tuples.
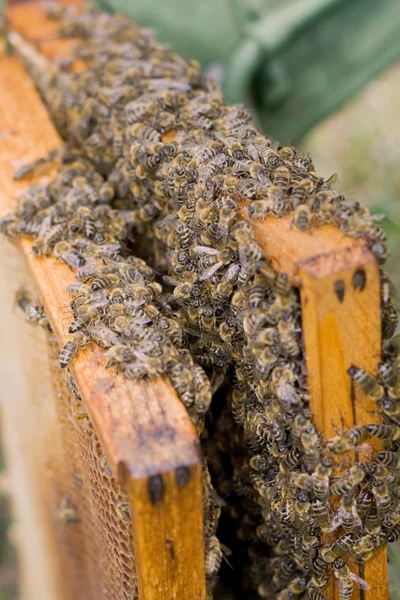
(0, 47), (206, 600)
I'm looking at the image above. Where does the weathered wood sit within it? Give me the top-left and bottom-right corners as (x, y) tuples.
(4, 3), (390, 598)
(243, 211), (388, 600)
(0, 47), (205, 599)
(129, 465), (205, 600)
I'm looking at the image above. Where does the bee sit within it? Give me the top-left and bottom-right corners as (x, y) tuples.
(376, 450), (400, 469)
(106, 345), (135, 367)
(204, 534), (223, 577)
(331, 493), (362, 531)
(68, 214), (83, 234)
(387, 524), (400, 543)
(333, 559), (370, 600)
(372, 482), (391, 512)
(278, 319), (301, 357)
(91, 274), (119, 292)
(379, 361), (400, 398)
(380, 397), (400, 419)
(330, 464), (365, 495)
(15, 288), (51, 330)
(366, 423), (400, 441)
(327, 425), (366, 453)
(290, 179), (314, 206)
(247, 199), (276, 221)
(273, 165), (291, 191)
(218, 199), (238, 240)
(54, 241), (85, 269)
(115, 500), (131, 520)
(274, 272), (291, 297)
(59, 331), (88, 369)
(365, 506), (381, 534)
(348, 366), (384, 400)
(193, 364), (212, 414)
(292, 204), (312, 231)
(99, 182), (115, 203)
(58, 496), (78, 524)
(33, 224), (64, 255)
(311, 499), (331, 533)
(69, 307), (99, 333)
(311, 463), (331, 500)
(307, 586), (328, 600)
(129, 123), (162, 143)
(357, 490), (373, 518)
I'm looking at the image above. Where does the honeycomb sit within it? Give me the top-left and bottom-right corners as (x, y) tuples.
(47, 340), (137, 600)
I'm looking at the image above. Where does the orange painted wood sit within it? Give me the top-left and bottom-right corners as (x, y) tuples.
(0, 49), (206, 599)
(244, 212), (387, 600)
(4, 3), (389, 596)
(129, 465), (206, 600)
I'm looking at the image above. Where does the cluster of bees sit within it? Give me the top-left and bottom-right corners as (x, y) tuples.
(2, 5), (400, 599)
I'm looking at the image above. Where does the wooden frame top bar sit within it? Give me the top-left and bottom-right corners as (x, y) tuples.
(0, 49), (200, 483)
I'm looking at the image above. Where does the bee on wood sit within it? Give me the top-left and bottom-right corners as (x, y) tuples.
(348, 366), (384, 401)
(332, 559), (370, 600)
(59, 331), (88, 369)
(15, 287), (51, 331)
(292, 204), (312, 231)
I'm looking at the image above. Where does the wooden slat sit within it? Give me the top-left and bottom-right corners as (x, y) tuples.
(129, 465), (205, 600)
(0, 49), (206, 600)
(244, 212), (387, 600)
(5, 4), (389, 598)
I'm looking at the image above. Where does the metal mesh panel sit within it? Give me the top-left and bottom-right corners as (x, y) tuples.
(47, 345), (137, 600)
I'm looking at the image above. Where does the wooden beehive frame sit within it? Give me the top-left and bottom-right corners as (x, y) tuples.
(0, 2), (389, 599)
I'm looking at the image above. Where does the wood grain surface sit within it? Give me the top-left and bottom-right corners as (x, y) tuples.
(3, 3), (390, 598)
(0, 44), (205, 600)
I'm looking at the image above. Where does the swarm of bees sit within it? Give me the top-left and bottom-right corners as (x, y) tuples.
(2, 5), (400, 599)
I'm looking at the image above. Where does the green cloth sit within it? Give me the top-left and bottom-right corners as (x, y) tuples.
(97, 0), (400, 142)
(2, 0), (400, 141)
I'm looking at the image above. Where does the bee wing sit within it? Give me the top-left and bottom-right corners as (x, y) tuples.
(163, 275), (179, 286)
(200, 261), (223, 281)
(225, 263), (240, 282)
(192, 245), (219, 256)
(349, 572), (370, 590)
(371, 213), (386, 222)
(330, 508), (343, 531)
(350, 506), (363, 530)
(324, 173), (338, 187)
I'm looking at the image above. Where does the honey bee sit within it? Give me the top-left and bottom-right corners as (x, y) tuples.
(247, 199), (276, 221)
(290, 179), (314, 206)
(58, 496), (78, 524)
(366, 423), (400, 441)
(54, 241), (85, 269)
(59, 331), (88, 368)
(193, 364), (212, 414)
(311, 463), (331, 500)
(327, 425), (366, 453)
(348, 366), (384, 400)
(311, 499), (331, 533)
(379, 361), (400, 398)
(332, 559), (370, 600)
(387, 524), (400, 543)
(15, 287), (51, 330)
(376, 450), (400, 469)
(115, 500), (131, 520)
(331, 492), (362, 531)
(91, 274), (119, 292)
(69, 306), (99, 333)
(292, 204), (312, 231)
(333, 463), (366, 495)
(205, 534), (223, 577)
(372, 482), (391, 512)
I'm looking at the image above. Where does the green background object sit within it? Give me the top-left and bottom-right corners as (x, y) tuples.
(95, 0), (400, 143)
